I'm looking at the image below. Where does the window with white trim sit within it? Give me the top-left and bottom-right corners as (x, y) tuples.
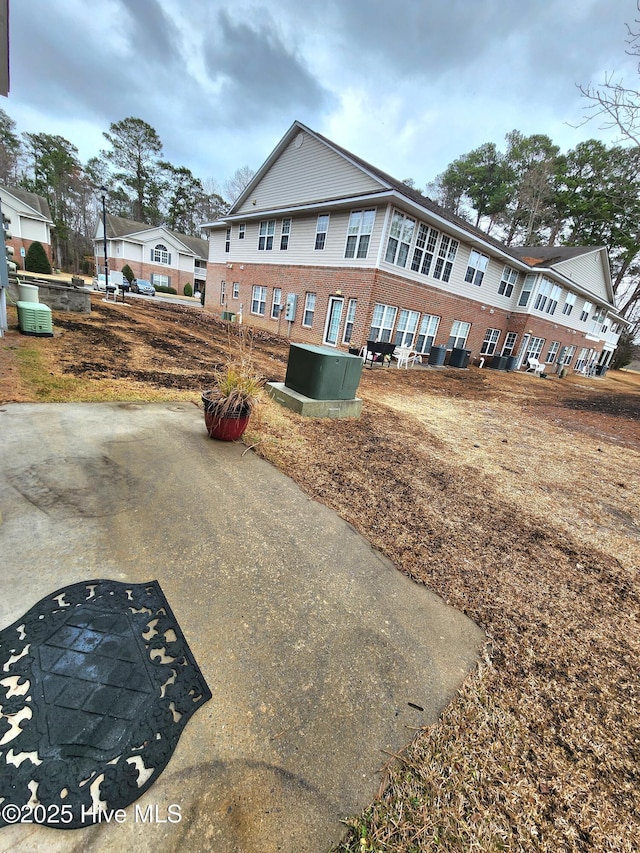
(345, 209), (375, 258)
(224, 230), (230, 253)
(591, 306), (606, 334)
(546, 341), (560, 363)
(433, 235), (459, 282)
(271, 287), (282, 319)
(258, 220), (275, 251)
(152, 243), (171, 264)
(518, 273), (536, 307)
(238, 223), (245, 240)
(416, 314), (440, 353)
(580, 300), (593, 322)
(315, 215), (329, 250)
(562, 292), (576, 315)
(480, 328), (501, 356)
(369, 303), (397, 343)
(384, 210), (415, 267)
(560, 345), (576, 366)
(394, 309), (420, 347)
(232, 282), (239, 299)
(501, 331), (518, 356)
(524, 337), (545, 362)
(251, 285), (266, 315)
(574, 347), (590, 371)
(220, 280), (226, 306)
(447, 320), (471, 349)
(280, 219), (291, 251)
(498, 266), (518, 297)
(151, 273), (169, 289)
(534, 277), (561, 314)
(465, 250), (489, 286)
(343, 299), (357, 344)
(303, 292), (316, 326)
(411, 224), (439, 276)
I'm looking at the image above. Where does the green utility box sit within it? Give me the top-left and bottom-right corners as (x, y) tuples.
(17, 301), (53, 337)
(284, 343), (363, 400)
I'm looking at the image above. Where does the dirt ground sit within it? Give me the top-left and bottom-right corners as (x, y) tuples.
(1, 295), (639, 852)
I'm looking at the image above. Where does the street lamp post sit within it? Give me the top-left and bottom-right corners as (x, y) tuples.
(100, 186), (109, 294)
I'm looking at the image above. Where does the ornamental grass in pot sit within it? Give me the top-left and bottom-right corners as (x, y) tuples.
(202, 350), (264, 441)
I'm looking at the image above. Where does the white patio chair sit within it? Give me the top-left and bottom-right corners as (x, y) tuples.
(394, 347), (423, 369)
(526, 357), (544, 376)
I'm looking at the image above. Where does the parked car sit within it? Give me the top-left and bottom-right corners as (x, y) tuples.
(130, 278), (155, 296)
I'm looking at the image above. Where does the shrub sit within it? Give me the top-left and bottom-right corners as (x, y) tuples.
(154, 285), (177, 295)
(25, 241), (52, 274)
(183, 283), (193, 297)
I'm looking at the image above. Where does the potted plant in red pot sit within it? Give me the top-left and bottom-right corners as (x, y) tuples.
(202, 354), (264, 441)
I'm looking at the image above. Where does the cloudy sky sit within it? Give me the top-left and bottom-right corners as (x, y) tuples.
(5, 0), (640, 194)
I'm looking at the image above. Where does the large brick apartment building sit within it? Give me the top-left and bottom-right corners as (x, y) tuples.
(203, 121), (625, 373)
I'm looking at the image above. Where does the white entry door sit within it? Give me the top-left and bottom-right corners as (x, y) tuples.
(323, 297), (344, 346)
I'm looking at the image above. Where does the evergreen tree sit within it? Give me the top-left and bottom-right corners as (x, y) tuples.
(101, 117), (163, 223)
(25, 241), (52, 274)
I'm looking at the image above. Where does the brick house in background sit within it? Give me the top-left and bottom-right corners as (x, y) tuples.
(94, 214), (208, 295)
(203, 120), (625, 373)
(0, 184), (55, 266)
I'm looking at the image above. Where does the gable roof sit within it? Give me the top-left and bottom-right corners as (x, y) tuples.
(103, 214), (208, 259)
(0, 184), (53, 221)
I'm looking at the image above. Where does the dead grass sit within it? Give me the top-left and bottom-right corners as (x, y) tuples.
(1, 297), (638, 851)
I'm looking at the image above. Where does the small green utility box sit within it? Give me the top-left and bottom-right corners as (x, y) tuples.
(17, 301), (54, 337)
(284, 343), (363, 400)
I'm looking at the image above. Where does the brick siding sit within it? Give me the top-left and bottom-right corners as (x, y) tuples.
(205, 261), (605, 367)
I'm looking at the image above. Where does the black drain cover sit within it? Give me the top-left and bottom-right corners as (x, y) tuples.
(0, 579), (211, 829)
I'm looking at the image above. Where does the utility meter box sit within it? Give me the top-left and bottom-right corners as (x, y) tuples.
(284, 293), (297, 321)
(284, 343), (363, 400)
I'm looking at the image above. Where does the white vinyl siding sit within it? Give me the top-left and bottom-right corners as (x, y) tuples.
(553, 251), (611, 305)
(210, 210), (384, 268)
(234, 131), (384, 215)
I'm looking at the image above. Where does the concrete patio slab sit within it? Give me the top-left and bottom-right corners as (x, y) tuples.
(0, 402), (484, 852)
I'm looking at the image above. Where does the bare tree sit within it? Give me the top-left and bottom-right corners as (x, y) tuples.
(578, 2), (640, 145)
(223, 165), (255, 205)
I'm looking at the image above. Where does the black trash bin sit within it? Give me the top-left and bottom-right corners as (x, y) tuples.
(427, 344), (447, 366)
(595, 364), (608, 377)
(449, 347), (471, 368)
(488, 355), (508, 370)
(505, 355), (519, 372)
